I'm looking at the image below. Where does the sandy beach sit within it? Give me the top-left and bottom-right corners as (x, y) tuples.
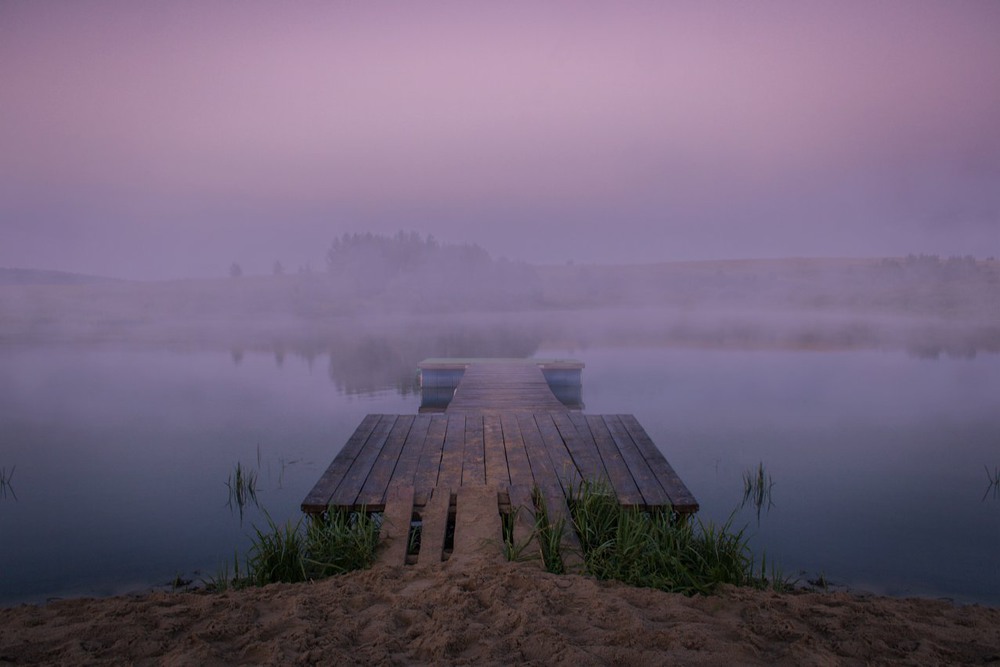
(2, 560), (999, 666)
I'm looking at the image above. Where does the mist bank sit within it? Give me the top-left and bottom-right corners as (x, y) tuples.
(2, 256), (998, 365)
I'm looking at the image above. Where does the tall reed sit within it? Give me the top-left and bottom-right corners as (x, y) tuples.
(225, 461), (259, 519)
(741, 461), (774, 521)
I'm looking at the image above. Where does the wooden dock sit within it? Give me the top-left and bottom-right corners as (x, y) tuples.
(301, 359), (698, 566)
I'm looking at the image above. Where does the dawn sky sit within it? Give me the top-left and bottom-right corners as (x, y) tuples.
(2, 1), (999, 279)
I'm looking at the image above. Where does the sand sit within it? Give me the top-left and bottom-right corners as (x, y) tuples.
(2, 560), (999, 666)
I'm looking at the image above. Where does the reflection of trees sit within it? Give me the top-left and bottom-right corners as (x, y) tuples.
(321, 322), (543, 396)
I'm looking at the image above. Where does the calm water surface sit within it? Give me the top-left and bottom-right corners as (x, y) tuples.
(1, 344), (998, 606)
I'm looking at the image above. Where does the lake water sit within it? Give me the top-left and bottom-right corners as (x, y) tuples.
(1, 343), (998, 606)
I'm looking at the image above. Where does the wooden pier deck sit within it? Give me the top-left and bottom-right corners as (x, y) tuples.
(302, 360), (698, 566)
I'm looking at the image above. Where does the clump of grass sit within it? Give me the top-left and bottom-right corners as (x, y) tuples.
(983, 464), (1000, 501)
(741, 461), (774, 521)
(568, 480), (787, 595)
(0, 466), (16, 501)
(500, 506), (536, 562)
(246, 513), (308, 585)
(209, 506), (381, 590)
(407, 522), (422, 557)
(304, 509), (381, 578)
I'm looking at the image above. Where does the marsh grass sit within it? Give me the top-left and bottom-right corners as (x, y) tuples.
(0, 466), (16, 501)
(983, 464), (1000, 501)
(741, 461), (774, 521)
(209, 507), (381, 590)
(567, 480), (788, 595)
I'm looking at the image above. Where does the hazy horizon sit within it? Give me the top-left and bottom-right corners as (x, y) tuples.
(3, 1), (999, 280)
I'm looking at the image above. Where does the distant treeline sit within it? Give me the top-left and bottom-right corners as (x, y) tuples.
(0, 268), (119, 286)
(322, 232), (542, 310)
(536, 254), (1000, 317)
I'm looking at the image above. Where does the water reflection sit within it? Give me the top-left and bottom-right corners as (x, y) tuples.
(0, 465), (16, 501)
(224, 322), (547, 396)
(1, 341), (999, 606)
(984, 465), (1000, 502)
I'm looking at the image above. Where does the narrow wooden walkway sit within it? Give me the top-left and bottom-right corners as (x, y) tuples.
(302, 361), (697, 514)
(446, 362), (568, 413)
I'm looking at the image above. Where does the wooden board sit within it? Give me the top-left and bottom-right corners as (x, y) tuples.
(301, 413), (380, 512)
(507, 483), (537, 563)
(620, 414), (699, 512)
(330, 414), (397, 509)
(417, 486), (451, 566)
(500, 412), (534, 490)
(357, 414), (414, 507)
(535, 483), (583, 573)
(483, 413), (510, 489)
(377, 484), (415, 566)
(602, 414), (670, 507)
(576, 413), (644, 507)
(388, 414), (433, 490)
(462, 413), (486, 486)
(452, 486), (502, 565)
(533, 412), (582, 493)
(412, 414), (447, 497)
(516, 413), (559, 493)
(447, 362), (566, 413)
(552, 411), (609, 485)
(436, 414), (466, 489)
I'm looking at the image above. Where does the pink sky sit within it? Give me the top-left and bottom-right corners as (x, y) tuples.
(2, 1), (998, 278)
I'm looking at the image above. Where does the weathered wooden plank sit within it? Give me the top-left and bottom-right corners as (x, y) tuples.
(413, 414), (447, 494)
(436, 414), (466, 489)
(452, 486), (502, 565)
(483, 413), (510, 489)
(534, 412), (583, 493)
(507, 483), (537, 563)
(603, 414), (669, 507)
(535, 484), (583, 573)
(516, 412), (559, 493)
(552, 411), (609, 485)
(330, 414), (398, 509)
(447, 362), (566, 413)
(501, 413), (534, 489)
(576, 413), (644, 507)
(462, 413), (486, 486)
(377, 484), (415, 566)
(387, 413), (432, 489)
(301, 413), (381, 512)
(417, 487), (451, 565)
(620, 414), (699, 512)
(357, 415), (414, 507)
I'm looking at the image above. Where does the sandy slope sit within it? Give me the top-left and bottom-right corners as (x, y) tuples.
(2, 560), (999, 666)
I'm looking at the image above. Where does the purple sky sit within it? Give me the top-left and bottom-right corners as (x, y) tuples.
(2, 1), (999, 279)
